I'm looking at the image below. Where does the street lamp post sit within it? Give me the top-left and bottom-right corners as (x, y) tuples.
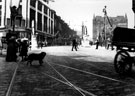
(5, 0), (21, 62)
(103, 5), (107, 47)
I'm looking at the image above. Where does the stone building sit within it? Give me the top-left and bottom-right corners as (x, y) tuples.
(0, 0), (77, 46)
(93, 14), (128, 43)
(0, 0), (57, 46)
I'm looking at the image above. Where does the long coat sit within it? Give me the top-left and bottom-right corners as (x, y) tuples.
(20, 40), (28, 56)
(6, 38), (18, 62)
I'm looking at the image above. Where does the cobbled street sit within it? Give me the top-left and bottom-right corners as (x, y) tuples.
(1, 46), (135, 96)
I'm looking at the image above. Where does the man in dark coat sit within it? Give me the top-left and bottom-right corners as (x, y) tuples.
(6, 35), (18, 62)
(20, 40), (29, 61)
(96, 39), (99, 49)
(71, 39), (77, 51)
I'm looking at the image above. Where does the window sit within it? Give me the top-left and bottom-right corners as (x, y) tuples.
(37, 13), (42, 31)
(43, 0), (48, 3)
(51, 21), (53, 34)
(44, 5), (48, 15)
(30, 8), (35, 28)
(38, 1), (42, 11)
(30, 0), (36, 7)
(44, 16), (47, 32)
(18, 5), (22, 15)
(0, 5), (2, 26)
(51, 11), (53, 18)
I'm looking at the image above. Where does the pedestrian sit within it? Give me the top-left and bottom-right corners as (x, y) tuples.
(20, 40), (29, 61)
(6, 35), (18, 62)
(71, 38), (77, 51)
(16, 38), (21, 53)
(106, 38), (111, 50)
(28, 41), (32, 50)
(38, 41), (42, 48)
(41, 41), (44, 49)
(95, 39), (99, 49)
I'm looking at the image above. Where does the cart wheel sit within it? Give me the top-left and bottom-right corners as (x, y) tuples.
(114, 50), (132, 75)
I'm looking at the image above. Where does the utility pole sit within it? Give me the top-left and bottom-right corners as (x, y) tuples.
(103, 6), (107, 47)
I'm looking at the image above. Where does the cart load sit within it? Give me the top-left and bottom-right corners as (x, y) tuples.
(112, 27), (135, 48)
(112, 27), (135, 75)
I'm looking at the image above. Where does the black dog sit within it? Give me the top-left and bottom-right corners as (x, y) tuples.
(26, 52), (46, 66)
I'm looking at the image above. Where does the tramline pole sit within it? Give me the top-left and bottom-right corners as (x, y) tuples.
(103, 6), (113, 48)
(103, 6), (107, 47)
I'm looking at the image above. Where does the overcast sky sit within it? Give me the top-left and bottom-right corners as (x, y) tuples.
(49, 0), (134, 36)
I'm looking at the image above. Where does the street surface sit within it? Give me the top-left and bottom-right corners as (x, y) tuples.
(1, 46), (135, 96)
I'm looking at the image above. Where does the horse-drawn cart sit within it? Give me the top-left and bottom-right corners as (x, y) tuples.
(112, 27), (135, 74)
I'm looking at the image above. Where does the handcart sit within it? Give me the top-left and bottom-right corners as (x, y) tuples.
(112, 27), (135, 74)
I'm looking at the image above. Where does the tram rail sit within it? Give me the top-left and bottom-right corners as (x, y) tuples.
(5, 57), (21, 96)
(45, 59), (97, 96)
(5, 51), (135, 96)
(5, 63), (19, 96)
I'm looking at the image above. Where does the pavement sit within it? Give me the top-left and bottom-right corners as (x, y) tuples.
(0, 45), (117, 96)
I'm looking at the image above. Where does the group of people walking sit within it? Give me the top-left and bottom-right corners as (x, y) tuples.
(71, 38), (79, 51)
(5, 32), (30, 62)
(71, 37), (114, 51)
(95, 38), (114, 50)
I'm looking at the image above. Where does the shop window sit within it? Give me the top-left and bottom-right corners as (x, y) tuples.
(18, 5), (22, 15)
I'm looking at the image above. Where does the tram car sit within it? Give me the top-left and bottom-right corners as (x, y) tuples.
(112, 27), (135, 75)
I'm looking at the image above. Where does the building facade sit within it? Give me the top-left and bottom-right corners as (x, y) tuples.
(0, 0), (55, 45)
(93, 14), (128, 43)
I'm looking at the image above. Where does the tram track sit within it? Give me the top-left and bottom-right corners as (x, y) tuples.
(44, 54), (135, 95)
(48, 60), (135, 86)
(5, 48), (135, 96)
(44, 59), (97, 96)
(46, 51), (135, 84)
(6, 57), (97, 96)
(5, 58), (21, 96)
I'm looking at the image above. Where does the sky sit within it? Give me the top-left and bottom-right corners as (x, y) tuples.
(49, 0), (134, 37)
